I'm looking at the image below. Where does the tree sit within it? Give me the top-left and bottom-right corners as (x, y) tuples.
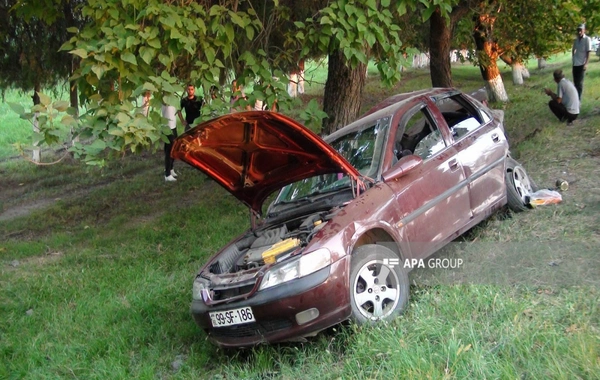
(58, 0), (295, 165)
(292, 0), (407, 135)
(0, 0), (84, 161)
(425, 1), (474, 88)
(17, 0), (411, 165)
(449, 0), (582, 102)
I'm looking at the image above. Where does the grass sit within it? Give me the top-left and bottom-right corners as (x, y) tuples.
(1, 57), (600, 379)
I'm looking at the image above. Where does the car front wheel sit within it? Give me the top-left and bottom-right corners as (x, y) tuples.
(349, 244), (409, 324)
(505, 157), (538, 212)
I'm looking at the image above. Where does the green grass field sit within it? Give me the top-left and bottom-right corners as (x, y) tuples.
(1, 56), (599, 379)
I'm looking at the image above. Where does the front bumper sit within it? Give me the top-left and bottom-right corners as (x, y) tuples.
(191, 258), (350, 347)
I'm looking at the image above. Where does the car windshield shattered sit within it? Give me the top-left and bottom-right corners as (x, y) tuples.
(272, 117), (390, 205)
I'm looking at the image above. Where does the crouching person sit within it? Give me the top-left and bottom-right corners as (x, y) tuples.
(544, 69), (579, 126)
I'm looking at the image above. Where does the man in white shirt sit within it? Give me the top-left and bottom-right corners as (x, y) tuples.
(572, 24), (592, 100)
(544, 69), (580, 126)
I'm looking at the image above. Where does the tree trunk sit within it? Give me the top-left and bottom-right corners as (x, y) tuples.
(485, 75), (508, 103)
(538, 58), (547, 69)
(511, 63), (524, 85)
(69, 76), (79, 147)
(428, 3), (471, 87)
(322, 50), (366, 135)
(473, 15), (509, 102)
(429, 9), (453, 87)
(32, 87), (41, 163)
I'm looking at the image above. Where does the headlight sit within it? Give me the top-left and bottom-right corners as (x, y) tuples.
(259, 248), (331, 291)
(192, 278), (206, 300)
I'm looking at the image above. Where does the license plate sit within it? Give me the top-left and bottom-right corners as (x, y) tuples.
(210, 307), (255, 327)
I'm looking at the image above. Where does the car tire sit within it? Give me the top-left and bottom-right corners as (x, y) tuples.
(349, 244), (409, 324)
(505, 157), (538, 212)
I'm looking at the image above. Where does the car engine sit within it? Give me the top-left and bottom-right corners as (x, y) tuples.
(207, 211), (331, 275)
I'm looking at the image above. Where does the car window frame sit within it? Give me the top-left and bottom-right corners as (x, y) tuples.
(394, 102), (451, 163)
(434, 93), (492, 143)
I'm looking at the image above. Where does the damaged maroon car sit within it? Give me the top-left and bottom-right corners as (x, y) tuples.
(171, 88), (536, 348)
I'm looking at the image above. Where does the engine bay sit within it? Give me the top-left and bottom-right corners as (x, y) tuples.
(208, 211), (332, 275)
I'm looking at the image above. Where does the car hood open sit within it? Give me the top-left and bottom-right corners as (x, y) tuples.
(171, 111), (361, 214)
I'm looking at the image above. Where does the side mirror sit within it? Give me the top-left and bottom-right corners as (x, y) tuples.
(382, 155), (423, 182)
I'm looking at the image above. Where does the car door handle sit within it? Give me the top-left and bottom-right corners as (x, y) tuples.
(491, 133), (500, 143)
(448, 158), (459, 171)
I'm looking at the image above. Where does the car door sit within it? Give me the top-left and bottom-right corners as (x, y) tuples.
(433, 93), (508, 216)
(386, 102), (472, 259)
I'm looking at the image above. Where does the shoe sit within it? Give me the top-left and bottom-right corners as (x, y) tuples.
(165, 175), (177, 182)
(566, 121), (574, 126)
(170, 169), (178, 177)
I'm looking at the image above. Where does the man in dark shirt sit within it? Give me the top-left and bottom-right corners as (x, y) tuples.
(178, 84), (203, 131)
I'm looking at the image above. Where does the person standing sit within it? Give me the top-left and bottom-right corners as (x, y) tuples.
(163, 104), (179, 182)
(544, 69), (579, 126)
(572, 24), (592, 100)
(178, 84), (203, 131)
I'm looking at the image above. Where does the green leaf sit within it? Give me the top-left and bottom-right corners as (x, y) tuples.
(239, 52), (256, 66)
(246, 25), (255, 40)
(121, 52), (138, 65)
(61, 115), (77, 127)
(196, 18), (206, 33)
(365, 32), (376, 47)
(397, 2), (407, 15)
(170, 28), (183, 39)
(108, 8), (119, 20)
(88, 139), (107, 153)
(205, 47), (216, 64)
(320, 16), (333, 25)
(225, 23), (234, 42)
(162, 95), (180, 108)
(53, 101), (70, 112)
(160, 16), (175, 28)
(70, 49), (89, 58)
(158, 54), (170, 67)
(381, 0), (390, 7)
(38, 93), (52, 107)
(67, 27), (79, 33)
(229, 11), (246, 27)
(59, 41), (73, 52)
(126, 36), (139, 49)
(147, 38), (161, 49)
(214, 58), (225, 68)
(422, 6), (435, 21)
(209, 5), (225, 16)
(139, 47), (155, 65)
(92, 65), (106, 79)
(8, 102), (25, 115)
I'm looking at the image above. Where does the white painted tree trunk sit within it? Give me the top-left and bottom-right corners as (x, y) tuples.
(287, 73), (298, 97)
(522, 66), (530, 79)
(538, 58), (547, 69)
(511, 63), (524, 85)
(32, 112), (40, 163)
(485, 75), (509, 102)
